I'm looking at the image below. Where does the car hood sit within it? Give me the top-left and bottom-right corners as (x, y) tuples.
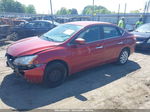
(131, 31), (150, 38)
(7, 36), (60, 57)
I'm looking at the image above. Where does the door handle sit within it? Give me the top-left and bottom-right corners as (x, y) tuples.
(96, 46), (103, 49)
(117, 42), (123, 45)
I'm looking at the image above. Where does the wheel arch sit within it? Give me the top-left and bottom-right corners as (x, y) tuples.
(121, 47), (131, 56)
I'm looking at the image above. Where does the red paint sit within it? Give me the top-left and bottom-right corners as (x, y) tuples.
(7, 36), (60, 57)
(24, 64), (46, 83)
(7, 21), (136, 83)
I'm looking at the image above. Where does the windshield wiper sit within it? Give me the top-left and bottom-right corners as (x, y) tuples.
(42, 35), (55, 42)
(48, 38), (55, 42)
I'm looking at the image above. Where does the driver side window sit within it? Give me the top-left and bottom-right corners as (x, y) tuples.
(78, 26), (100, 43)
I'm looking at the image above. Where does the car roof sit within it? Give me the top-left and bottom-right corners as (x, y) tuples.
(34, 20), (52, 23)
(33, 20), (60, 25)
(65, 21), (113, 27)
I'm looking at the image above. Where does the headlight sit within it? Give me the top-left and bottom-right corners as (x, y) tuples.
(147, 39), (150, 43)
(13, 55), (37, 66)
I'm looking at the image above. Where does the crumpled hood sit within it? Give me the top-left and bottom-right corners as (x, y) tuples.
(7, 36), (60, 57)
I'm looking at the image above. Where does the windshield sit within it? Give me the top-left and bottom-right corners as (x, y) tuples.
(40, 24), (83, 42)
(135, 24), (150, 33)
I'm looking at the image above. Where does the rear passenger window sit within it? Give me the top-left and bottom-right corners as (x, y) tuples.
(103, 26), (121, 39)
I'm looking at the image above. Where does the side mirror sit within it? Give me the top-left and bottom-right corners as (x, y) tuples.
(75, 38), (86, 45)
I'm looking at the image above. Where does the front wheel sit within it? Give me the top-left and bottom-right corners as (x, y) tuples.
(117, 49), (129, 65)
(44, 62), (67, 88)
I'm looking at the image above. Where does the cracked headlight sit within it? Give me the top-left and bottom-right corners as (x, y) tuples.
(13, 55), (37, 66)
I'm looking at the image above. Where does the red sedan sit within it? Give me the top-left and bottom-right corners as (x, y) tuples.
(6, 21), (136, 87)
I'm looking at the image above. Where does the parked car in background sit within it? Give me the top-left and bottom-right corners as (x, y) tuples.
(6, 21), (136, 87)
(0, 25), (12, 38)
(131, 23), (150, 50)
(125, 24), (134, 32)
(7, 20), (59, 40)
(0, 18), (27, 38)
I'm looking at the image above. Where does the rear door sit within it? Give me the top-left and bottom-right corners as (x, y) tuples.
(101, 25), (125, 61)
(81, 25), (105, 65)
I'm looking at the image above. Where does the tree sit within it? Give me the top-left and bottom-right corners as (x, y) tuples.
(0, 0), (24, 12)
(70, 8), (78, 15)
(13, 1), (25, 13)
(25, 5), (36, 14)
(0, 0), (36, 13)
(67, 9), (71, 14)
(56, 7), (68, 15)
(130, 10), (140, 13)
(56, 7), (78, 15)
(82, 5), (111, 15)
(0, 0), (16, 12)
(0, 1), (3, 12)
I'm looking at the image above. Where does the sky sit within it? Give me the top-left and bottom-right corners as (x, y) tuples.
(15, 0), (148, 14)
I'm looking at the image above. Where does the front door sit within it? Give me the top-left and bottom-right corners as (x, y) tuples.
(68, 25), (105, 73)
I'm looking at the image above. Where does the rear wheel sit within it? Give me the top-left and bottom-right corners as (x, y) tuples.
(117, 49), (129, 65)
(44, 62), (67, 88)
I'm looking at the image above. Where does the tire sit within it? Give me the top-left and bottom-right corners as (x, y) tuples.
(7, 32), (19, 41)
(117, 49), (129, 65)
(44, 62), (67, 88)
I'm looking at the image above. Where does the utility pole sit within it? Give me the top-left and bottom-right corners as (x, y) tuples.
(117, 4), (120, 24)
(123, 3), (127, 29)
(146, 0), (150, 13)
(144, 0), (150, 23)
(143, 1), (148, 23)
(124, 3), (127, 17)
(92, 0), (95, 20)
(50, 0), (54, 24)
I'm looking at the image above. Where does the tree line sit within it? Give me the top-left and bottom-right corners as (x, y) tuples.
(56, 5), (111, 15)
(56, 5), (142, 15)
(56, 8), (78, 15)
(0, 0), (36, 14)
(0, 0), (141, 15)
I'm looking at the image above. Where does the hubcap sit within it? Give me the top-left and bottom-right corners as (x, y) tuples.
(120, 51), (128, 64)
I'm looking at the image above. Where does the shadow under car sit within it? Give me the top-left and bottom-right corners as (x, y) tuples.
(0, 60), (141, 110)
